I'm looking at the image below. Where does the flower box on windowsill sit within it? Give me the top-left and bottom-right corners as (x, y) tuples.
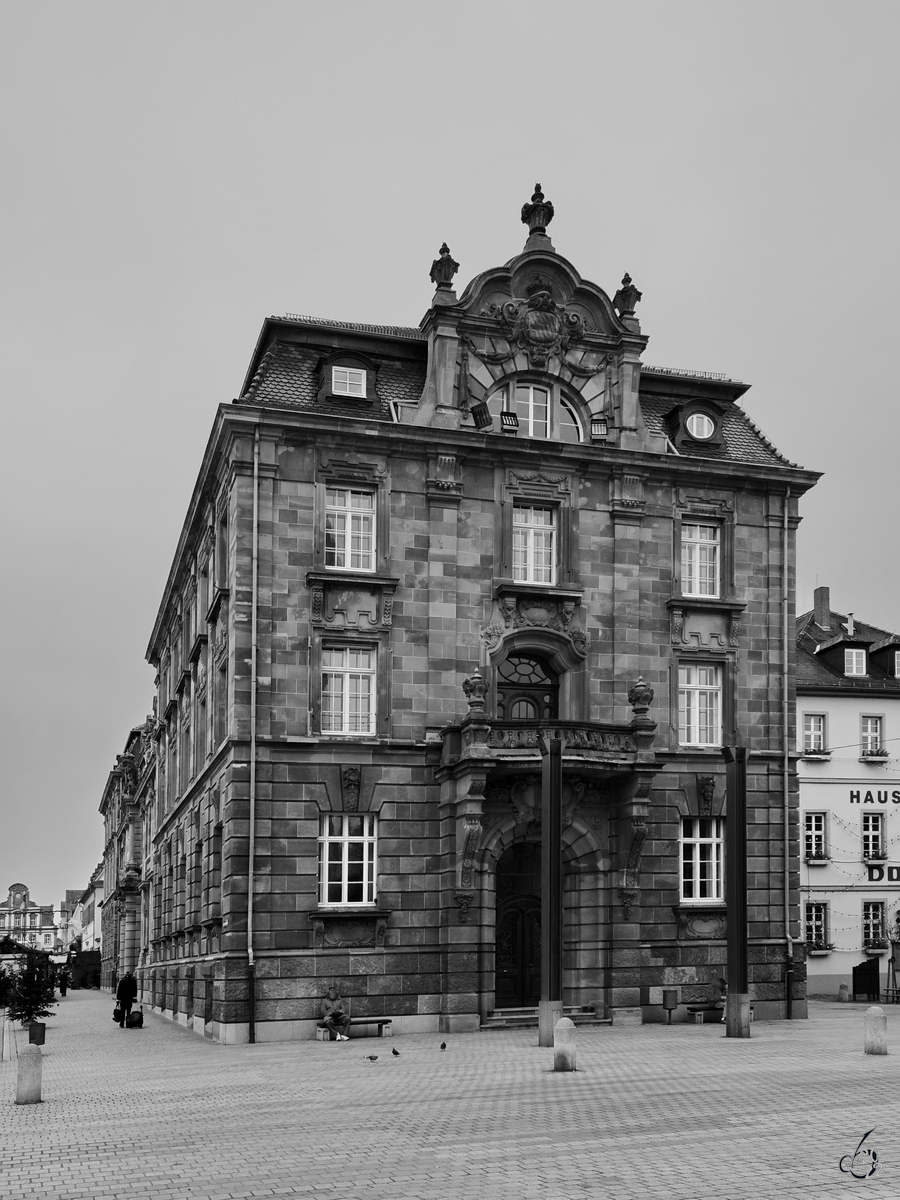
(860, 750), (890, 763)
(807, 944), (834, 956)
(805, 853), (830, 866)
(864, 853), (889, 865)
(864, 941), (888, 955)
(801, 750), (831, 762)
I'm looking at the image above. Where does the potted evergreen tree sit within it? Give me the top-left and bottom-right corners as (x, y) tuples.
(8, 949), (57, 1043)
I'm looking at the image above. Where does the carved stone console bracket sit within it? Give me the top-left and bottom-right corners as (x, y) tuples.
(454, 891), (475, 923)
(619, 889), (638, 920)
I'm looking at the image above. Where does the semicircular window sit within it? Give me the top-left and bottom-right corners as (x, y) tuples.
(496, 654), (559, 720)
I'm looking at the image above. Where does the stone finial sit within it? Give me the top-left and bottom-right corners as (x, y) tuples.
(462, 669), (488, 712)
(521, 183), (554, 236)
(430, 242), (459, 289)
(628, 676), (654, 715)
(613, 273), (643, 317)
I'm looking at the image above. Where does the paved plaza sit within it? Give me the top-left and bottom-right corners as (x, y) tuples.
(2, 989), (899, 1200)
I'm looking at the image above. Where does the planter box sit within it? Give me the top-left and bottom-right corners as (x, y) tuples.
(808, 949), (832, 957)
(805, 857), (830, 866)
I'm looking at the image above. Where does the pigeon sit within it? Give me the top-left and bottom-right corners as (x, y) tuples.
(440, 1041), (447, 1050)
(391, 1047), (400, 1057)
(364, 1054), (378, 1061)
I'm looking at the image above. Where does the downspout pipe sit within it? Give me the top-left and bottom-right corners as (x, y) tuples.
(247, 426), (260, 1043)
(783, 486), (794, 1018)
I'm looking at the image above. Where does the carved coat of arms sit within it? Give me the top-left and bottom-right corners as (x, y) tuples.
(485, 282), (585, 368)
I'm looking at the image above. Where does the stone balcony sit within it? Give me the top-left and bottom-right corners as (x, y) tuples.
(440, 718), (652, 779)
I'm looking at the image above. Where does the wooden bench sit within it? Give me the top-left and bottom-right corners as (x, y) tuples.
(316, 1017), (393, 1041)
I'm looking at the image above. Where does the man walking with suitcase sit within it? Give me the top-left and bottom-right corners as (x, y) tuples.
(116, 971), (138, 1029)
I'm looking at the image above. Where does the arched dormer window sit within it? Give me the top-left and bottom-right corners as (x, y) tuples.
(488, 379), (583, 443)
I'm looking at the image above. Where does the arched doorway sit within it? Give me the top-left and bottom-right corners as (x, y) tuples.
(495, 842), (542, 1008)
(496, 653), (559, 721)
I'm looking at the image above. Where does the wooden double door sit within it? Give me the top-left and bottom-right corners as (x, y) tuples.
(494, 842), (541, 1009)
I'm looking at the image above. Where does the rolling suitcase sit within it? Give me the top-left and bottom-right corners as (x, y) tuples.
(126, 1006), (144, 1029)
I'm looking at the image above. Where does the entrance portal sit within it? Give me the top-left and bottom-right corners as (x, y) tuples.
(495, 842), (541, 1008)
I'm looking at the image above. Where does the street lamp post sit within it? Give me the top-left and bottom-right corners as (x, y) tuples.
(539, 735), (564, 1047)
(723, 745), (751, 1037)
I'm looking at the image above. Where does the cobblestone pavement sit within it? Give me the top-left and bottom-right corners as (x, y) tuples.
(2, 990), (899, 1200)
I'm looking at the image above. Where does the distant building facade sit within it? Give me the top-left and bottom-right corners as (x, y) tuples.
(0, 883), (58, 950)
(79, 863), (104, 953)
(797, 586), (900, 996)
(99, 721), (154, 986)
(112, 190), (819, 1042)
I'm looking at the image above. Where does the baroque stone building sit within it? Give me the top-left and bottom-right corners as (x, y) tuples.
(0, 884), (58, 950)
(127, 188), (819, 1041)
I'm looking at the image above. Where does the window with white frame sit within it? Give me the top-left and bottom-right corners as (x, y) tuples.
(680, 817), (724, 901)
(318, 813), (377, 906)
(331, 366), (366, 398)
(321, 647), (376, 735)
(862, 812), (884, 859)
(324, 488), (375, 572)
(513, 505), (556, 585)
(14, 914), (21, 928)
(43, 934), (51, 945)
(895, 650), (900, 678)
(805, 902), (828, 948)
(678, 663), (723, 747)
(805, 812), (827, 859)
(803, 714), (827, 753)
(489, 382), (583, 443)
(681, 523), (720, 597)
(29, 913), (37, 928)
(686, 412), (715, 440)
(845, 648), (867, 676)
(861, 715), (884, 755)
(863, 900), (886, 947)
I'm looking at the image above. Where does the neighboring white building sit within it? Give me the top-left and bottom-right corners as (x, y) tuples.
(797, 587), (900, 997)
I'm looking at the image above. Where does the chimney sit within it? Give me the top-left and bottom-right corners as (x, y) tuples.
(814, 586), (831, 630)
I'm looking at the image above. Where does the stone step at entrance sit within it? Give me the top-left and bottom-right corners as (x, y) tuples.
(480, 1005), (611, 1031)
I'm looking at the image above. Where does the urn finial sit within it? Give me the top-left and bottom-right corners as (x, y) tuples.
(429, 242), (459, 290)
(521, 183), (555, 236)
(462, 668), (488, 712)
(628, 676), (654, 715)
(613, 273), (643, 317)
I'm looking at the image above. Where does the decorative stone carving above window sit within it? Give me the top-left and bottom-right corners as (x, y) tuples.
(309, 909), (390, 950)
(482, 587), (587, 657)
(668, 598), (745, 649)
(673, 906), (727, 940)
(307, 572), (398, 629)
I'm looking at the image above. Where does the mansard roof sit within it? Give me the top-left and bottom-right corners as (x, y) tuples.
(797, 605), (900, 692)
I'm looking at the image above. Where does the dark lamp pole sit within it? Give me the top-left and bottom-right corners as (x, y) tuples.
(539, 735), (563, 1046)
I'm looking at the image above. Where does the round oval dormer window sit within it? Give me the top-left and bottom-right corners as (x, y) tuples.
(686, 412), (715, 440)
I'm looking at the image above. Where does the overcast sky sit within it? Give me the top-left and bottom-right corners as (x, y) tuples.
(1, 1), (897, 905)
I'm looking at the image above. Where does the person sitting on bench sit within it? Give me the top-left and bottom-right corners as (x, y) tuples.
(321, 987), (352, 1041)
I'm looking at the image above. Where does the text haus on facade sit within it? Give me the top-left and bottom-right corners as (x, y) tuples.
(104, 188), (820, 1041)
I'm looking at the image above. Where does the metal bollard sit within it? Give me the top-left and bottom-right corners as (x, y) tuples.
(864, 1006), (887, 1056)
(662, 989), (679, 1025)
(16, 1044), (42, 1104)
(553, 1016), (576, 1072)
